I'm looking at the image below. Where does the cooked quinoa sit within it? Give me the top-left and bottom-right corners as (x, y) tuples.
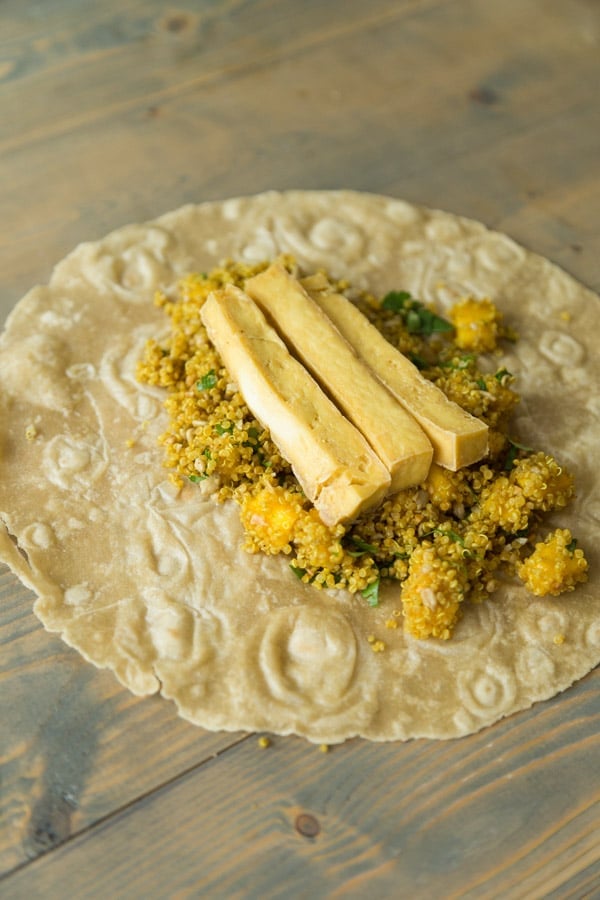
(136, 258), (588, 640)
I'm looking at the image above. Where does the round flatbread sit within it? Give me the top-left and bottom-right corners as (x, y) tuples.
(0, 190), (598, 742)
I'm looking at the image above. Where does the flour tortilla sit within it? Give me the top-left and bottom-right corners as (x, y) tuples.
(0, 190), (598, 743)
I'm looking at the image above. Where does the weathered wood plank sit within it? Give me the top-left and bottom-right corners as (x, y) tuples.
(2, 0), (600, 321)
(2, 672), (598, 898)
(0, 565), (246, 876)
(1, 0), (599, 894)
(0, 0), (443, 149)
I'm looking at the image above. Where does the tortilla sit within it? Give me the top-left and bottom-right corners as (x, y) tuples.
(0, 190), (598, 743)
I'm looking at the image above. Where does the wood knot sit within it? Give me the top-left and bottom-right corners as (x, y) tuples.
(295, 812), (320, 838)
(468, 86), (499, 106)
(163, 13), (191, 33)
(25, 793), (76, 858)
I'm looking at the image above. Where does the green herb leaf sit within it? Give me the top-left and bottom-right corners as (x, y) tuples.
(442, 528), (465, 546)
(349, 535), (379, 555)
(417, 308), (454, 336)
(432, 526), (467, 547)
(242, 425), (262, 451)
(290, 565), (307, 579)
(381, 290), (453, 336)
(406, 309), (423, 333)
(361, 577), (380, 607)
(215, 421), (234, 435)
(188, 474), (207, 483)
(197, 369), (217, 391)
(476, 377), (487, 390)
(566, 538), (578, 553)
(509, 439), (534, 451)
(381, 290), (412, 312)
(503, 438), (534, 471)
(504, 444), (518, 470)
(408, 353), (429, 370)
(495, 367), (512, 382)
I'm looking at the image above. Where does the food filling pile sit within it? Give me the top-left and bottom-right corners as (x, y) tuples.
(137, 257), (588, 640)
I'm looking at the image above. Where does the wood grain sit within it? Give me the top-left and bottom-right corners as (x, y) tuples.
(1, 0), (599, 895)
(0, 565), (245, 875)
(3, 674), (598, 897)
(2, 0), (599, 320)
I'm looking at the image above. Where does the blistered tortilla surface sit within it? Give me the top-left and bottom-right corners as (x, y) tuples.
(1, 191), (598, 742)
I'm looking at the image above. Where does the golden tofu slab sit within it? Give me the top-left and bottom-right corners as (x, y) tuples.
(200, 285), (391, 525)
(245, 264), (433, 491)
(305, 282), (489, 470)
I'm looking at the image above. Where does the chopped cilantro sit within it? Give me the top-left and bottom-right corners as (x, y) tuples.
(381, 290), (412, 311)
(347, 535), (379, 557)
(361, 577), (380, 607)
(566, 538), (578, 553)
(406, 309), (423, 333)
(409, 352), (429, 370)
(495, 367), (512, 382)
(504, 438), (534, 471)
(215, 422), (234, 435)
(414, 307), (453, 336)
(290, 564), (307, 579)
(476, 377), (487, 391)
(197, 369), (217, 391)
(381, 290), (453, 336)
(242, 425), (262, 450)
(189, 474), (207, 483)
(434, 527), (465, 546)
(427, 526), (476, 558)
(393, 550), (410, 561)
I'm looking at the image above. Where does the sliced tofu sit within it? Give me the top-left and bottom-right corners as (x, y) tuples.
(245, 264), (433, 492)
(304, 281), (489, 470)
(200, 285), (391, 526)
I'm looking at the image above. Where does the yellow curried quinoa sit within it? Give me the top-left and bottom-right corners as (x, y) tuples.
(136, 259), (588, 640)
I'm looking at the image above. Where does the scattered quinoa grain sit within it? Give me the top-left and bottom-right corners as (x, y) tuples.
(257, 736), (271, 748)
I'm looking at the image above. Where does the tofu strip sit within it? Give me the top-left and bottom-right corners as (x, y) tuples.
(304, 281), (489, 470)
(245, 264), (433, 492)
(200, 285), (391, 526)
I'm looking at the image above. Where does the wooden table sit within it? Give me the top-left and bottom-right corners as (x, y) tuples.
(1, 1), (599, 896)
